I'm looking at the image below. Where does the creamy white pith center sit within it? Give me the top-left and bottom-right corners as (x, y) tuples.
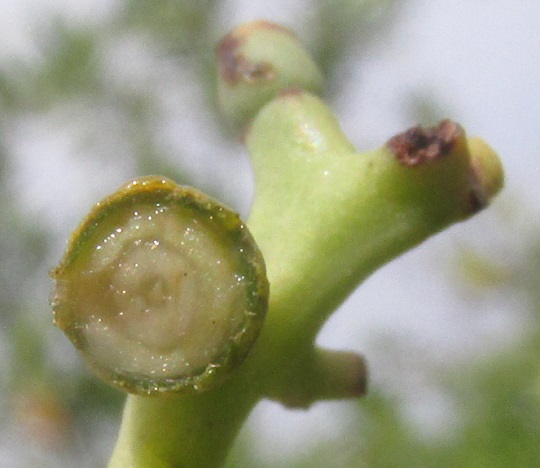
(72, 204), (247, 379)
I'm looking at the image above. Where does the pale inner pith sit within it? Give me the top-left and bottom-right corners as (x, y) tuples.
(69, 203), (247, 379)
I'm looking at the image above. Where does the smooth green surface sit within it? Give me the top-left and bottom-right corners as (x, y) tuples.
(247, 92), (479, 340)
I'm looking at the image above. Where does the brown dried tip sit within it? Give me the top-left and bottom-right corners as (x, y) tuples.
(387, 119), (462, 167)
(217, 22), (280, 86)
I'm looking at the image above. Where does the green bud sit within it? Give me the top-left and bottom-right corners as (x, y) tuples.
(50, 176), (268, 395)
(217, 20), (324, 130)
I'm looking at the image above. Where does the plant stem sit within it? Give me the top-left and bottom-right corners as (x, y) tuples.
(109, 370), (259, 468)
(108, 92), (503, 467)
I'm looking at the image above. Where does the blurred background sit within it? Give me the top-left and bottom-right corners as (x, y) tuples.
(0, 0), (539, 466)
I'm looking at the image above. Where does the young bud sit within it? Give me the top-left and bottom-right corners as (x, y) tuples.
(217, 20), (324, 130)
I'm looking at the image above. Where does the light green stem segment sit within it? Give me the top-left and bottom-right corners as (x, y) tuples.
(247, 91), (501, 340)
(109, 91), (503, 467)
(109, 374), (259, 468)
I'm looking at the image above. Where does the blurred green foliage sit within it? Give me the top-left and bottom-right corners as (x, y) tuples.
(0, 0), (537, 466)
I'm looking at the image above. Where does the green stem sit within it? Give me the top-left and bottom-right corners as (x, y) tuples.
(41, 18), (505, 467)
(108, 91), (502, 467)
(246, 91), (497, 341)
(109, 369), (259, 468)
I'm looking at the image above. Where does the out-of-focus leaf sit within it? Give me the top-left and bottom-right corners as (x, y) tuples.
(455, 247), (512, 290)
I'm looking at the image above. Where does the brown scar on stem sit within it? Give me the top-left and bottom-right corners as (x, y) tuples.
(387, 119), (462, 167)
(217, 26), (278, 86)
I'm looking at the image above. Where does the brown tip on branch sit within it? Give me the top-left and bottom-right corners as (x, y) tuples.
(217, 24), (278, 86)
(387, 119), (462, 167)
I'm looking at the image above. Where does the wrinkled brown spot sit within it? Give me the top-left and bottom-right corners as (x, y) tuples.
(387, 119), (462, 167)
(217, 31), (276, 86)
